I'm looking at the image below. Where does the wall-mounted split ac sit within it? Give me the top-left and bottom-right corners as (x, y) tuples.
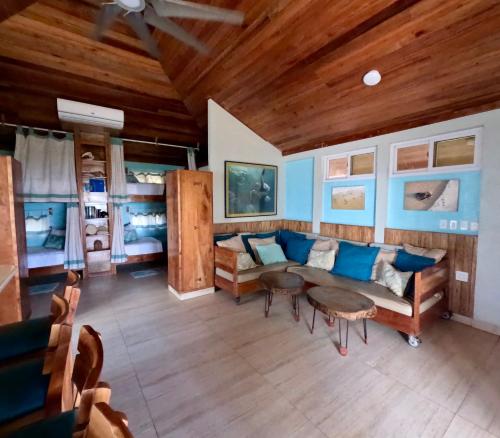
(57, 98), (124, 130)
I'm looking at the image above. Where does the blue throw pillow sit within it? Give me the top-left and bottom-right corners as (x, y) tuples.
(241, 231), (279, 260)
(279, 230), (306, 251)
(332, 241), (380, 282)
(285, 237), (314, 265)
(394, 250), (435, 272)
(214, 233), (236, 243)
(256, 243), (287, 265)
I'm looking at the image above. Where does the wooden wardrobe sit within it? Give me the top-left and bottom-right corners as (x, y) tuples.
(0, 156), (30, 324)
(166, 170), (214, 298)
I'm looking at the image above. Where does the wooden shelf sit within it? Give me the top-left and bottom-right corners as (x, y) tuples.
(128, 194), (165, 202)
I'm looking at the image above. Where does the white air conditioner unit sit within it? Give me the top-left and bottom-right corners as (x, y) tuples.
(57, 98), (124, 130)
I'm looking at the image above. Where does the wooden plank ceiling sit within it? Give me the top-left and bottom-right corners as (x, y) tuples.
(0, 0), (203, 165)
(1, 0), (500, 160)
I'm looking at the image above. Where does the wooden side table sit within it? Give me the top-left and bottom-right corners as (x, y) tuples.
(260, 271), (304, 321)
(307, 286), (377, 356)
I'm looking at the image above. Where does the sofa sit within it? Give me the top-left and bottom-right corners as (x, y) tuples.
(214, 231), (450, 347)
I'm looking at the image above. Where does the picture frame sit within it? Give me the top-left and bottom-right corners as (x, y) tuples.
(224, 161), (278, 218)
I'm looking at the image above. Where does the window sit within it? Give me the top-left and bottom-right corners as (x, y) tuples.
(391, 128), (481, 175)
(324, 148), (376, 180)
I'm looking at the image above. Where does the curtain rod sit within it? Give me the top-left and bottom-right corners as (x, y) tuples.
(1, 122), (199, 151)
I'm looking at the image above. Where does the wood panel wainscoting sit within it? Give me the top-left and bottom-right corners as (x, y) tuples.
(384, 228), (477, 317)
(320, 222), (375, 243)
(213, 220), (312, 235)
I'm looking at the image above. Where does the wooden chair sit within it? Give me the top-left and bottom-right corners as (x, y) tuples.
(83, 403), (133, 438)
(0, 325), (104, 435)
(66, 270), (81, 288)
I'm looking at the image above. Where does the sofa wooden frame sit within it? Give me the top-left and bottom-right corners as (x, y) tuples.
(215, 245), (450, 340)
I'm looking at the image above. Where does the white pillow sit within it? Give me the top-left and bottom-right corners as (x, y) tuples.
(216, 235), (246, 252)
(376, 261), (413, 297)
(237, 252), (257, 271)
(371, 249), (397, 280)
(247, 236), (276, 264)
(403, 243), (446, 263)
(306, 249), (336, 271)
(311, 238), (338, 252)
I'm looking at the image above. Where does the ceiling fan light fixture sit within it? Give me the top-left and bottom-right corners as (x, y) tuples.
(363, 70), (382, 86)
(117, 0), (146, 12)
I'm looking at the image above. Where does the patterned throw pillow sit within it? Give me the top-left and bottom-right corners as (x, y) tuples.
(376, 261), (413, 297)
(371, 249), (397, 280)
(306, 249), (336, 271)
(43, 229), (65, 250)
(236, 253), (257, 270)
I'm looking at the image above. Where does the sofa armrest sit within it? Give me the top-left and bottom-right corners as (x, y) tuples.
(413, 259), (449, 314)
(214, 246), (238, 275)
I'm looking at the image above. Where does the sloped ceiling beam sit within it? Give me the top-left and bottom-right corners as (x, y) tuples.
(0, 0), (38, 23)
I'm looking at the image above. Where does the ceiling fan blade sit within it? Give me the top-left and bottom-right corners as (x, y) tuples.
(94, 3), (121, 40)
(145, 8), (209, 55)
(153, 0), (244, 25)
(123, 12), (161, 59)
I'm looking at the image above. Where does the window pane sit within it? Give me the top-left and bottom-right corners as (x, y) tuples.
(351, 152), (374, 175)
(327, 157), (348, 178)
(433, 136), (475, 167)
(396, 144), (428, 171)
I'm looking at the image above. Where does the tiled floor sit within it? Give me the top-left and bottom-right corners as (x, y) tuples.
(30, 268), (500, 438)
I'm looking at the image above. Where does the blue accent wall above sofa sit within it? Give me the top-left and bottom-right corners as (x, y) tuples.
(285, 158), (314, 221)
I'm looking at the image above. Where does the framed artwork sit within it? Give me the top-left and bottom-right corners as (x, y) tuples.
(225, 161), (277, 218)
(332, 185), (365, 210)
(404, 179), (459, 211)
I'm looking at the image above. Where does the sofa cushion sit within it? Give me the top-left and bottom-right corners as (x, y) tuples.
(285, 237), (315, 264)
(403, 243), (447, 263)
(307, 249), (336, 271)
(256, 243), (287, 265)
(214, 233), (237, 243)
(216, 261), (300, 284)
(371, 249), (397, 280)
(279, 230), (306, 251)
(376, 261), (413, 297)
(241, 232), (279, 260)
(288, 266), (442, 316)
(216, 235), (246, 252)
(236, 253), (257, 270)
(332, 241), (380, 282)
(9, 410), (76, 438)
(248, 236), (276, 264)
(394, 250), (435, 272)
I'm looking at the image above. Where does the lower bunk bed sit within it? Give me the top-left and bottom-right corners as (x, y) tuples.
(123, 237), (165, 264)
(27, 247), (66, 277)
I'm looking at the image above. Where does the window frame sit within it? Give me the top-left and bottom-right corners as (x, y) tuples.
(390, 127), (482, 177)
(323, 146), (376, 181)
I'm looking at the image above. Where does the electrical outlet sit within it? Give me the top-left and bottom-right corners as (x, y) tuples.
(449, 220), (458, 230)
(439, 219), (448, 229)
(456, 271), (469, 282)
(460, 220), (468, 231)
(470, 222), (479, 232)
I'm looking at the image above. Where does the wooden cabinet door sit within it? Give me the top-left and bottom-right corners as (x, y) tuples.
(179, 171), (214, 292)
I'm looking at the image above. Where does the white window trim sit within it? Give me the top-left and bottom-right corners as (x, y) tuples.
(390, 127), (482, 177)
(323, 146), (377, 181)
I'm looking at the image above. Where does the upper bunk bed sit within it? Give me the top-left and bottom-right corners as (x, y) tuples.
(126, 167), (165, 202)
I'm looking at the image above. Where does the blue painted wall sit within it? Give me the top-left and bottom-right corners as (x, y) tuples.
(387, 171), (480, 235)
(25, 202), (67, 247)
(285, 158), (314, 221)
(322, 178), (376, 227)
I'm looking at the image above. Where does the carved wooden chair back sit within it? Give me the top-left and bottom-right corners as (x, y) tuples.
(63, 286), (81, 325)
(82, 403), (133, 438)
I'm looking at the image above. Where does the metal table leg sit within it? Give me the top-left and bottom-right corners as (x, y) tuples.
(363, 319), (368, 344)
(311, 307), (316, 334)
(338, 319), (349, 356)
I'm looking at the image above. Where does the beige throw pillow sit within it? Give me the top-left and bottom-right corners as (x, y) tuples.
(216, 235), (246, 253)
(247, 236), (276, 264)
(237, 252), (257, 271)
(376, 261), (413, 297)
(371, 249), (397, 280)
(312, 238), (338, 252)
(306, 249), (336, 271)
(403, 243), (446, 263)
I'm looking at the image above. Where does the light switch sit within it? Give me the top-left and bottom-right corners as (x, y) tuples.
(439, 220), (448, 229)
(456, 271), (469, 282)
(470, 222), (479, 232)
(460, 220), (468, 231)
(449, 220), (458, 230)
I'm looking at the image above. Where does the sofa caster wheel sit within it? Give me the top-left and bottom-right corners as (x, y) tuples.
(441, 311), (453, 320)
(235, 297), (241, 305)
(407, 335), (421, 348)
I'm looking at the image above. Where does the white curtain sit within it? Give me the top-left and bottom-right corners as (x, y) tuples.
(187, 147), (197, 171)
(64, 203), (85, 269)
(14, 128), (78, 202)
(109, 139), (128, 263)
(130, 211), (167, 228)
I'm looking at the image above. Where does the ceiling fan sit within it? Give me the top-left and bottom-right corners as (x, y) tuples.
(95, 0), (245, 58)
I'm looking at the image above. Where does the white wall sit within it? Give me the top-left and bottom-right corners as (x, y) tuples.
(207, 99), (284, 223)
(284, 110), (500, 327)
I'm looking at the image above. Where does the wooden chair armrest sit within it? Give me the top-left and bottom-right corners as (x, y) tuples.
(214, 246), (238, 274)
(413, 259), (449, 313)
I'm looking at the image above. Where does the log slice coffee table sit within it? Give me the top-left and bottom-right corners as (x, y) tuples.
(260, 271), (304, 321)
(307, 286), (377, 356)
